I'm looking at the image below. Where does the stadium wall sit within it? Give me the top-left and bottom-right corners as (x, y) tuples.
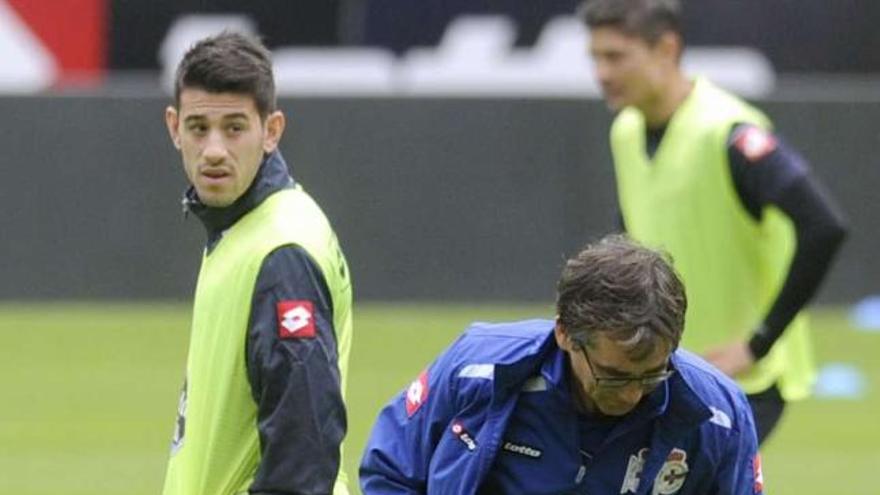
(0, 96), (874, 303)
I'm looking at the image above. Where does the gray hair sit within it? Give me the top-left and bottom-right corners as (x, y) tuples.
(555, 235), (687, 360)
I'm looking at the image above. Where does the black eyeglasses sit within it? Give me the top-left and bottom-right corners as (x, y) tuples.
(578, 344), (675, 390)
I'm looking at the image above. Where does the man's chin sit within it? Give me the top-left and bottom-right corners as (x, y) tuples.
(598, 403), (636, 417)
(604, 97), (627, 112)
(197, 192), (236, 208)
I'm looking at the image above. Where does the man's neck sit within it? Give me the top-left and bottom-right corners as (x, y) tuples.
(569, 380), (622, 422)
(640, 73), (693, 129)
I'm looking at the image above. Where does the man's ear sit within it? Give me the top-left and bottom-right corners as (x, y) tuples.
(165, 106), (181, 150)
(554, 322), (572, 352)
(656, 31), (683, 64)
(262, 110), (286, 153)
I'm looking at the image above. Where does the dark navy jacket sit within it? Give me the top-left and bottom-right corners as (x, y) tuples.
(360, 320), (763, 495)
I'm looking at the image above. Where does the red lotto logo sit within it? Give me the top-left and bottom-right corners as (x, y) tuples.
(277, 301), (316, 339)
(405, 370), (429, 417)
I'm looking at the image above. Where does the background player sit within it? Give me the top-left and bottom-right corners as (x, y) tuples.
(580, 0), (848, 444)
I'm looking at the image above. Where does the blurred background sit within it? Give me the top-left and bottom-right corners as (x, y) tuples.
(0, 0), (877, 493)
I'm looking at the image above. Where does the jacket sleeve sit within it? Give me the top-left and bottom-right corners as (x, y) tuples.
(727, 124), (848, 359)
(359, 341), (463, 495)
(715, 396), (764, 495)
(246, 245), (346, 495)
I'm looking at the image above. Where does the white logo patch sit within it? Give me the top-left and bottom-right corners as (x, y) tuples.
(281, 306), (311, 334)
(458, 363), (495, 379)
(621, 448), (648, 494)
(521, 376), (548, 392)
(502, 441), (542, 458)
(709, 406), (732, 429)
(620, 447), (690, 495)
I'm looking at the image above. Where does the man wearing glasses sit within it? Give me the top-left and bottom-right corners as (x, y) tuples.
(360, 235), (763, 494)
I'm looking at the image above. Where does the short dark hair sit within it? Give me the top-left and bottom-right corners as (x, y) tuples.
(556, 234), (687, 360)
(578, 0), (682, 45)
(174, 31), (276, 120)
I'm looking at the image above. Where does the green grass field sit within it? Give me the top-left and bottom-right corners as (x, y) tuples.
(0, 303), (876, 494)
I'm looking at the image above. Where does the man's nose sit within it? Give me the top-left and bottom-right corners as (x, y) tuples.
(597, 67), (617, 89)
(203, 131), (228, 164)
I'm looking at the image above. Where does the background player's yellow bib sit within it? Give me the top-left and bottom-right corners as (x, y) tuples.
(610, 78), (815, 400)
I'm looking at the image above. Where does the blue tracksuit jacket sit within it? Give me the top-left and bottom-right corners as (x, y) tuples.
(360, 319), (764, 495)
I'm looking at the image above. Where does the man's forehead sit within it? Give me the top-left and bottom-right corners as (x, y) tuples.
(178, 88), (259, 118)
(589, 26), (649, 50)
(589, 333), (670, 371)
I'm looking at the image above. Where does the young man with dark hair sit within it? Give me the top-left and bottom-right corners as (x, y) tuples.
(360, 235), (763, 494)
(581, 0), (847, 444)
(162, 32), (353, 495)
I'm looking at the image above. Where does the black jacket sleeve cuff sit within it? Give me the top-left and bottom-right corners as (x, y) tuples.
(747, 325), (774, 360)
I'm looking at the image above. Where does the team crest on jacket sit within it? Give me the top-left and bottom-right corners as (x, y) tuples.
(405, 370), (429, 417)
(654, 448), (689, 494)
(621, 447), (689, 495)
(277, 300), (316, 339)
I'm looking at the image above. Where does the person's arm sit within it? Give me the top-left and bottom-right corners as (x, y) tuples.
(728, 125), (848, 360)
(714, 393), (764, 495)
(246, 245), (346, 495)
(359, 342), (464, 494)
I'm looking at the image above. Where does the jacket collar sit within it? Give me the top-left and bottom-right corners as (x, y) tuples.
(633, 353), (714, 494)
(492, 330), (558, 401)
(661, 353), (715, 429)
(482, 330), (714, 495)
(536, 343), (672, 448)
(495, 331), (712, 431)
(183, 151), (294, 248)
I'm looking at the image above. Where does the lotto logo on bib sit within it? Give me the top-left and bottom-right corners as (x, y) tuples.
(733, 126), (777, 162)
(277, 300), (316, 339)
